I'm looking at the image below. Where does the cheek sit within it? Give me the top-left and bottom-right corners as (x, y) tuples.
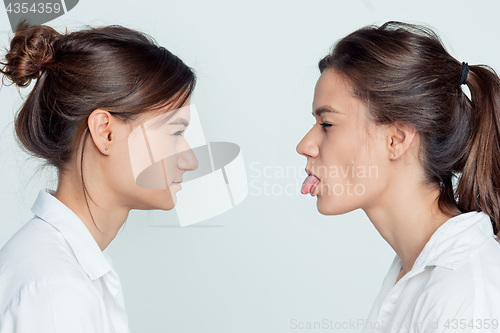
(320, 127), (360, 168)
(148, 132), (177, 159)
(106, 144), (137, 191)
(349, 134), (390, 196)
(164, 159), (178, 183)
(320, 127), (383, 191)
(162, 140), (182, 182)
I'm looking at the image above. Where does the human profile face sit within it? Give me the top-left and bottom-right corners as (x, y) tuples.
(296, 68), (391, 215)
(142, 102), (198, 203)
(104, 98), (199, 211)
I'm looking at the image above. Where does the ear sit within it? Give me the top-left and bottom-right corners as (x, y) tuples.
(88, 109), (113, 155)
(386, 121), (417, 160)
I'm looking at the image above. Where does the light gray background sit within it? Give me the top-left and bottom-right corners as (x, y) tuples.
(1, 1), (499, 332)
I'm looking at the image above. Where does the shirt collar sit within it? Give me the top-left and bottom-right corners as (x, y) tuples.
(407, 211), (495, 273)
(31, 188), (112, 280)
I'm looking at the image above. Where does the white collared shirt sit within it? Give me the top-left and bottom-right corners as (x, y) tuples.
(361, 211), (500, 333)
(0, 188), (130, 333)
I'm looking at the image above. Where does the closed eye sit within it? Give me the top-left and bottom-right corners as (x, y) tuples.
(320, 122), (332, 129)
(174, 130), (185, 136)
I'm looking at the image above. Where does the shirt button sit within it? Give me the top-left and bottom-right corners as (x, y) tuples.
(391, 298), (398, 304)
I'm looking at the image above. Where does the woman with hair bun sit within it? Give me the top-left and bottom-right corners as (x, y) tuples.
(0, 21), (197, 332)
(297, 21), (500, 332)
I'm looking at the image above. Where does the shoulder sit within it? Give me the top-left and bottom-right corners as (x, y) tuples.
(0, 216), (85, 276)
(413, 238), (500, 324)
(0, 217), (89, 308)
(0, 276), (108, 332)
(0, 216), (66, 260)
(412, 264), (474, 321)
(8, 276), (102, 309)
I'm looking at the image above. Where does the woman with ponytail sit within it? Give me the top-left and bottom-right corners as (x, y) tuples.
(0, 21), (197, 332)
(297, 21), (500, 332)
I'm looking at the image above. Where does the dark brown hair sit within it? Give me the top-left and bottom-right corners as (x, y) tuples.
(319, 21), (500, 237)
(0, 20), (196, 232)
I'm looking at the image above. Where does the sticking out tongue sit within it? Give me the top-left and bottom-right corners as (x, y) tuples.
(301, 175), (320, 195)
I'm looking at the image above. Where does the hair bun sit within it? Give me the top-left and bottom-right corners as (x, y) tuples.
(1, 21), (62, 87)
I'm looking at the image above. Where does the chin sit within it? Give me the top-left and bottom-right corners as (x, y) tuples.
(316, 195), (355, 216)
(315, 194), (330, 215)
(143, 189), (176, 211)
(166, 195), (177, 210)
(317, 199), (336, 216)
(159, 202), (175, 211)
(159, 192), (176, 211)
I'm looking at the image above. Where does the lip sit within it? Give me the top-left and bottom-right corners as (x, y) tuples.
(311, 181), (320, 196)
(305, 167), (320, 180)
(170, 182), (182, 190)
(304, 167), (321, 196)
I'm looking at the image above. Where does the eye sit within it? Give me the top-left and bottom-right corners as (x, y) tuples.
(320, 122), (332, 129)
(174, 130), (185, 136)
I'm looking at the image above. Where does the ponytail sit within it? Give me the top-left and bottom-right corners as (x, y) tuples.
(456, 65), (500, 236)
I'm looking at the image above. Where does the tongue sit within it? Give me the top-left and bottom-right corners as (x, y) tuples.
(301, 175), (320, 195)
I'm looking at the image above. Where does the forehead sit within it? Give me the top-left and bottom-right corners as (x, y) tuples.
(141, 101), (191, 125)
(171, 104), (191, 120)
(313, 68), (356, 110)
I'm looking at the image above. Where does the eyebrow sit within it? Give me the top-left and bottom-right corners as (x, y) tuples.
(168, 119), (189, 127)
(312, 106), (344, 117)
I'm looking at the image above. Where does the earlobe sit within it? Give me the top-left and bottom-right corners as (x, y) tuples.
(88, 109), (113, 155)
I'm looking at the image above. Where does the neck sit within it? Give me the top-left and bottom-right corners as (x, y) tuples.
(53, 171), (130, 251)
(364, 178), (460, 276)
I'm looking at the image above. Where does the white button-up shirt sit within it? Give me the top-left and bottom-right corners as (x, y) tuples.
(0, 188), (130, 333)
(361, 211), (500, 333)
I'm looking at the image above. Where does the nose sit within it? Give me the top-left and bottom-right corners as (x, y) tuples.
(177, 135), (199, 172)
(296, 126), (319, 159)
